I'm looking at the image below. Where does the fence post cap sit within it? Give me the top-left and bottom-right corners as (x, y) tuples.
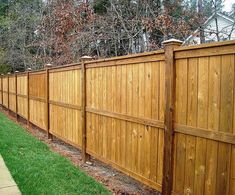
(81, 55), (93, 59)
(7, 72), (11, 75)
(27, 68), (32, 71)
(162, 38), (183, 46)
(15, 71), (19, 73)
(44, 63), (53, 69)
(81, 56), (93, 61)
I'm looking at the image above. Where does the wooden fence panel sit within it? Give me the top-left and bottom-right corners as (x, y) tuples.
(49, 68), (82, 148)
(172, 43), (235, 195)
(86, 53), (165, 191)
(17, 75), (27, 118)
(29, 72), (46, 130)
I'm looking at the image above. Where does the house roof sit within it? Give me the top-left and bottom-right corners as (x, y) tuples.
(229, 9), (235, 18)
(184, 12), (234, 44)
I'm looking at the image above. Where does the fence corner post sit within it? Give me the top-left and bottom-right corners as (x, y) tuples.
(7, 72), (10, 114)
(81, 56), (93, 163)
(45, 64), (53, 140)
(162, 38), (182, 195)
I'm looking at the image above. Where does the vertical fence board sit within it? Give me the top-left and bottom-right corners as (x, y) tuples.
(120, 65), (127, 167)
(231, 146), (235, 195)
(2, 77), (8, 108)
(220, 55), (234, 133)
(16, 75), (27, 119)
(216, 143), (231, 195)
(9, 76), (16, 112)
(174, 58), (188, 194)
(204, 56), (221, 195)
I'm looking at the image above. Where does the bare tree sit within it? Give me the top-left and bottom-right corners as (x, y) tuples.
(198, 0), (205, 43)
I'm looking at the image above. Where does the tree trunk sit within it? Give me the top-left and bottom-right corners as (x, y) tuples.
(198, 0), (205, 43)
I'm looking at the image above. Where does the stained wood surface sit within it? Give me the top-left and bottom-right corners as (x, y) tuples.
(173, 45), (235, 195)
(85, 58), (165, 191)
(28, 72), (46, 129)
(2, 77), (8, 108)
(49, 69), (82, 148)
(17, 75), (27, 118)
(0, 40), (235, 194)
(8, 76), (16, 112)
(162, 41), (181, 195)
(0, 77), (2, 104)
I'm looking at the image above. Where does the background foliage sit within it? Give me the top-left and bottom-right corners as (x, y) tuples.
(0, 0), (230, 72)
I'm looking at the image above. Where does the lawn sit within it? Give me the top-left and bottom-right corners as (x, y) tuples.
(0, 112), (110, 195)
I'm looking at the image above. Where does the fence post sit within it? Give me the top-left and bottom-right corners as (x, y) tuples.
(81, 56), (92, 163)
(45, 64), (53, 139)
(27, 68), (31, 127)
(162, 39), (182, 195)
(15, 71), (19, 120)
(0, 75), (3, 107)
(7, 72), (10, 113)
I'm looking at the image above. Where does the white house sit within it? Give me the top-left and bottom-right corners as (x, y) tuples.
(184, 12), (235, 45)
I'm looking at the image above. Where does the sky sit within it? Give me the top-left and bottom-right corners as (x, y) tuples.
(224, 0), (235, 11)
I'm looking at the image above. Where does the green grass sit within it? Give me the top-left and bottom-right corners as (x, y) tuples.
(0, 112), (110, 195)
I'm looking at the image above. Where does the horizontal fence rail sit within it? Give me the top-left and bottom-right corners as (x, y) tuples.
(0, 39), (235, 195)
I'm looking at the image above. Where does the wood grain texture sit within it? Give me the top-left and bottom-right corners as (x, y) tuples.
(29, 99), (46, 130)
(1, 40), (235, 194)
(8, 76), (16, 112)
(2, 77), (8, 108)
(162, 41), (181, 195)
(173, 48), (235, 195)
(29, 73), (46, 99)
(85, 60), (164, 190)
(231, 146), (235, 195)
(220, 55), (234, 133)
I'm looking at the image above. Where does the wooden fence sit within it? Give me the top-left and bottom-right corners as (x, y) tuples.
(0, 39), (235, 195)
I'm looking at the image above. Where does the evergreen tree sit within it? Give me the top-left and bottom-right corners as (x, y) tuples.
(0, 0), (43, 71)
